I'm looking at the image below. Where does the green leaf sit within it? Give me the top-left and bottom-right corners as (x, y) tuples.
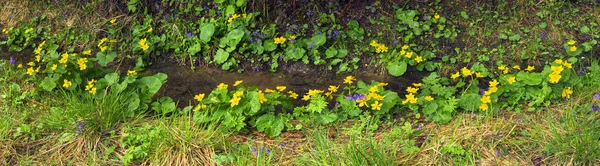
(226, 29), (245, 47)
(188, 43), (201, 55)
(318, 112), (338, 124)
(136, 76), (163, 95)
(325, 47), (338, 59)
(247, 91), (261, 115)
(200, 24), (215, 43)
(104, 73), (119, 86)
(386, 61), (408, 76)
(580, 26), (590, 34)
(263, 39), (276, 52)
(311, 34), (326, 48)
(516, 72), (542, 85)
(96, 51), (117, 66)
(459, 93), (480, 111)
(509, 34), (521, 41)
(215, 49), (229, 64)
(40, 77), (57, 92)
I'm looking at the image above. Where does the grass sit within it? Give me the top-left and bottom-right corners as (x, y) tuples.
(1, 0), (600, 165)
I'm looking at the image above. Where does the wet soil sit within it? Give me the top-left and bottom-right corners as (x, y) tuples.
(146, 57), (426, 107)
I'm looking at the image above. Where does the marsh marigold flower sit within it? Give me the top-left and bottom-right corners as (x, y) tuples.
(274, 36), (286, 44)
(451, 72), (460, 79)
(127, 70), (137, 76)
(287, 91), (299, 99)
(51, 64), (58, 71)
(479, 103), (488, 110)
(414, 56), (423, 63)
(276, 86), (287, 92)
(461, 67), (473, 77)
(344, 76), (356, 84)
(567, 40), (576, 45)
(233, 80), (243, 86)
(194, 93), (205, 102)
(424, 96), (434, 101)
(570, 46), (577, 52)
(328, 85), (339, 93)
(526, 65), (535, 72)
(562, 87), (572, 99)
(139, 38), (149, 51)
(217, 83), (228, 90)
(507, 76), (516, 84)
(265, 88), (275, 93)
(77, 58), (88, 70)
(258, 90), (268, 103)
(434, 14), (440, 19)
(371, 101), (382, 111)
(63, 79), (72, 88)
(83, 50), (91, 55)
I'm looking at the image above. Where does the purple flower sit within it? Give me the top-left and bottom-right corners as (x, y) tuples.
(9, 57), (15, 65)
(479, 89), (486, 95)
(495, 150), (502, 156)
(289, 149), (293, 153)
(289, 38), (296, 43)
(187, 33), (194, 38)
(592, 105), (599, 111)
(309, 43), (315, 49)
(216, 11), (221, 17)
(306, 11), (313, 17)
(10, 14), (14, 19)
(392, 40), (399, 45)
(345, 94), (366, 101)
(541, 31), (546, 40)
(266, 149), (272, 155)
(251, 147), (256, 152)
(578, 70), (585, 76)
(335, 102), (339, 107)
(518, 118), (523, 123)
(423, 15), (429, 21)
(416, 124), (422, 130)
(593, 93), (600, 101)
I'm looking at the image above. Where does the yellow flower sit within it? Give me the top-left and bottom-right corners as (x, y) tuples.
(400, 50), (406, 55)
(370, 40), (378, 47)
(258, 90), (268, 104)
(526, 65), (535, 72)
(369, 86), (379, 93)
(549, 73), (561, 84)
(230, 97), (241, 107)
(307, 89), (324, 96)
(302, 94), (311, 101)
(98, 38), (108, 47)
(59, 52), (69, 64)
(507, 76), (516, 84)
(63, 79), (72, 88)
(85, 79), (96, 91)
(461, 67), (473, 77)
(402, 45), (409, 50)
(344, 76), (356, 84)
(325, 92), (333, 100)
(406, 87), (419, 94)
(562, 62), (572, 69)
(570, 46), (577, 52)
(412, 83), (422, 87)
(274, 36), (287, 44)
(475, 72), (483, 78)
(77, 58), (88, 70)
(371, 93), (384, 101)
(233, 80), (243, 86)
(434, 14), (440, 19)
(287, 91), (299, 99)
(375, 44), (389, 53)
(561, 87), (572, 99)
(127, 70), (137, 76)
(406, 51), (413, 58)
(34, 41), (45, 55)
(83, 50), (91, 55)
(194, 93), (205, 102)
(488, 87), (498, 94)
(51, 64), (58, 71)
(451, 72), (460, 79)
(489, 79), (499, 87)
(498, 65), (509, 74)
(479, 103), (488, 110)
(139, 38), (149, 51)
(26, 67), (34, 75)
(233, 91), (244, 98)
(27, 61), (34, 66)
(110, 18), (116, 24)
(17, 64), (23, 68)
(551, 65), (564, 74)
(147, 27), (153, 33)
(480, 95), (491, 104)
(567, 40), (576, 45)
(89, 87), (97, 95)
(193, 105), (202, 112)
(512, 65), (520, 70)
(371, 101), (382, 111)
(242, 13), (247, 18)
(288, 35), (295, 40)
(217, 83), (228, 90)
(378, 82), (388, 87)
(328, 85), (339, 93)
(265, 88), (275, 93)
(414, 56), (423, 63)
(554, 59), (563, 65)
(276, 86), (287, 92)
(2, 28), (7, 34)
(100, 46), (108, 52)
(424, 96), (434, 101)
(402, 93), (418, 104)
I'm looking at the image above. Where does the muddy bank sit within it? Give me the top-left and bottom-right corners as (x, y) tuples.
(146, 58), (426, 107)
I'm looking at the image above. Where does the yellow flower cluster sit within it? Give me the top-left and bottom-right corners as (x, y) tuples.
(274, 36), (286, 44)
(567, 40), (577, 52)
(127, 70), (137, 76)
(325, 85), (338, 100)
(228, 14), (241, 23)
(258, 90), (268, 103)
(26, 67), (35, 75)
(230, 91), (244, 107)
(63, 79), (72, 88)
(480, 80), (499, 110)
(147, 27), (153, 33)
(356, 84), (387, 111)
(369, 40), (388, 53)
(561, 87), (572, 99)
(402, 86), (419, 104)
(217, 83), (228, 90)
(287, 91), (299, 99)
(24, 28), (34, 34)
(59, 52), (69, 64)
(302, 89), (324, 101)
(344, 76), (356, 84)
(139, 38), (149, 51)
(193, 93), (207, 112)
(34, 41), (46, 55)
(2, 28), (7, 34)
(85, 79), (97, 95)
(548, 59), (571, 84)
(498, 65), (509, 74)
(77, 58), (88, 70)
(51, 64), (58, 71)
(83, 50), (92, 55)
(98, 38), (109, 52)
